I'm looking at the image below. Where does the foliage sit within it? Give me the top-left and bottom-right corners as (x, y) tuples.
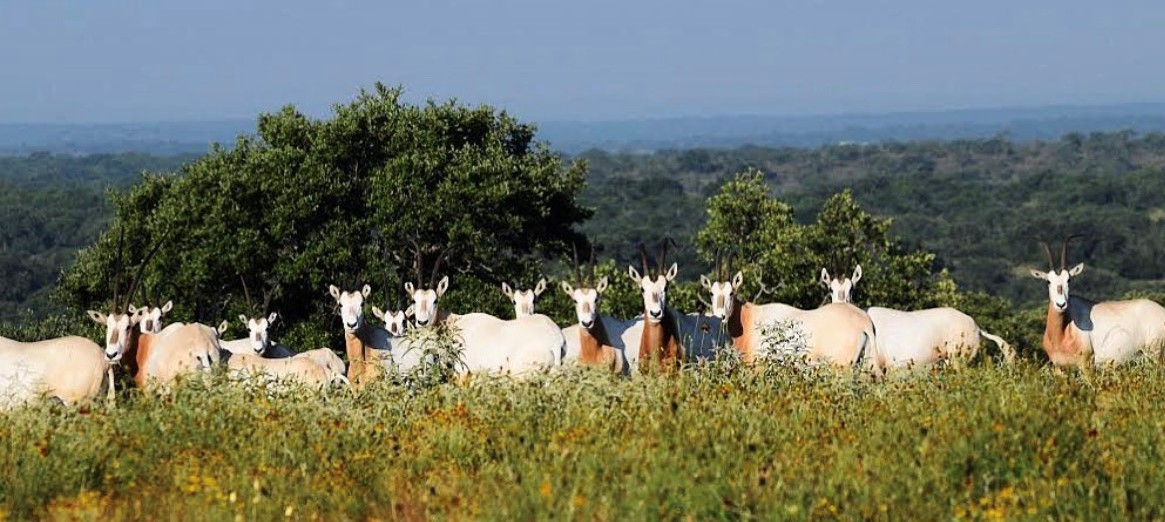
(53, 85), (589, 349)
(4, 364), (1165, 519)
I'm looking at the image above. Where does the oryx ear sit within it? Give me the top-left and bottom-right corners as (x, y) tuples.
(328, 285), (341, 300)
(851, 265), (862, 284)
(596, 277), (609, 294)
(501, 282), (514, 299)
(700, 275), (712, 289)
(820, 268), (830, 286)
(267, 312), (278, 324)
(128, 305), (139, 314)
(404, 282), (415, 295)
(1068, 263), (1084, 276)
(238, 314), (249, 324)
(371, 306), (386, 320)
(534, 278), (547, 296)
(1030, 269), (1048, 280)
(217, 320), (229, 335)
(361, 284), (372, 298)
(405, 304), (416, 317)
(732, 271), (744, 289)
(560, 281), (574, 295)
(628, 265), (642, 281)
(436, 276), (450, 296)
(665, 263), (678, 281)
(161, 300), (173, 313)
(87, 310), (106, 324)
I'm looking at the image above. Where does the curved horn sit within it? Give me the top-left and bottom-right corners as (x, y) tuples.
(638, 243), (650, 276)
(239, 276), (254, 314)
(572, 242), (582, 286)
(429, 248), (448, 289)
(589, 242), (597, 287)
(1061, 234), (1085, 271)
(409, 238), (424, 286)
(658, 237), (678, 275)
(124, 228), (172, 312)
(110, 224), (126, 313)
(1037, 240), (1055, 271)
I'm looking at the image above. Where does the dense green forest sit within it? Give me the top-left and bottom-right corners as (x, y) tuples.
(2, 130), (1165, 326)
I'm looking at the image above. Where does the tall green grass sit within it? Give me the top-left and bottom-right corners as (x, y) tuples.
(2, 361), (1164, 520)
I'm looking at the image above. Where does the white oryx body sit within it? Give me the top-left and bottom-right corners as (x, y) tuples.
(866, 307), (1013, 368)
(227, 352), (347, 389)
(131, 322), (223, 389)
(450, 313), (563, 376)
(822, 266), (1014, 367)
(1030, 242), (1165, 366)
(561, 317), (642, 373)
(0, 335), (110, 409)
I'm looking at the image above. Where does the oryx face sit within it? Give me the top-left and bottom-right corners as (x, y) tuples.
(372, 305), (412, 337)
(240, 312), (277, 354)
(562, 277), (608, 329)
(138, 300), (173, 334)
(822, 266), (861, 304)
(629, 263), (678, 324)
(88, 310), (136, 362)
(329, 284), (371, 333)
(504, 278), (546, 318)
(701, 271), (743, 320)
(1031, 263), (1084, 312)
(407, 276), (449, 326)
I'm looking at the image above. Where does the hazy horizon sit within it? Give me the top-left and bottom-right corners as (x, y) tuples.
(2, 1), (1164, 125)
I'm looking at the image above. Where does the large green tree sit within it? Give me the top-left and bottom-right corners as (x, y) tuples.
(695, 169), (950, 310)
(57, 84), (589, 348)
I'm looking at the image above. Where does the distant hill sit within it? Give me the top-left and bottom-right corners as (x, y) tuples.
(3, 103), (1165, 155)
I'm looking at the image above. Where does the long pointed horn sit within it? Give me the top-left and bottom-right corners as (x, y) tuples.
(657, 237), (677, 275)
(409, 239), (424, 285)
(239, 276), (254, 314)
(589, 242), (597, 286)
(1037, 240), (1055, 271)
(124, 228), (172, 312)
(1061, 234), (1085, 271)
(111, 224), (126, 313)
(261, 281), (280, 315)
(572, 242), (582, 286)
(429, 248), (447, 289)
(638, 243), (650, 276)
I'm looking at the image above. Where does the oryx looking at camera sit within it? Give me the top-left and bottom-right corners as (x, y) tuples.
(502, 278), (547, 318)
(822, 266), (1014, 368)
(1030, 237), (1165, 367)
(702, 255), (878, 373)
(329, 284), (393, 387)
(221, 278), (295, 358)
(404, 242), (562, 377)
(560, 243), (637, 373)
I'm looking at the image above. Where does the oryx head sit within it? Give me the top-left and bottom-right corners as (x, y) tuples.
(821, 265), (861, 304)
(237, 312), (279, 355)
(136, 300), (173, 334)
(329, 284), (371, 333)
(628, 239), (679, 324)
(563, 242), (608, 329)
(1030, 236), (1085, 313)
(372, 305), (414, 337)
(406, 241), (450, 326)
(701, 271), (743, 320)
(503, 278), (547, 318)
(88, 309), (138, 362)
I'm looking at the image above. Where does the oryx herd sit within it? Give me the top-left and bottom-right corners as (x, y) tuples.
(4, 233), (1165, 410)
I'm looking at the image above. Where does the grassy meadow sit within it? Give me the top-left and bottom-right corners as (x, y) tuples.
(2, 360), (1165, 521)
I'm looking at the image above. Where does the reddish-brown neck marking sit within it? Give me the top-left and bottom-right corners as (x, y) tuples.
(724, 298), (756, 364)
(578, 317), (618, 372)
(639, 309), (681, 371)
(344, 327), (379, 387)
(123, 327), (154, 388)
(1042, 302), (1087, 366)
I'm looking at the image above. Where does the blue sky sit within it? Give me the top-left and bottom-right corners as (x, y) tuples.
(1, 1), (1162, 123)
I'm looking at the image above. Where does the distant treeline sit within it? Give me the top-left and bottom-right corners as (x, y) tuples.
(3, 131), (1165, 322)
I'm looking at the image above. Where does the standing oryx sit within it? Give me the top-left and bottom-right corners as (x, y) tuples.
(502, 278), (547, 318)
(221, 279), (295, 358)
(702, 258), (878, 373)
(404, 243), (562, 377)
(1030, 237), (1165, 366)
(560, 244), (632, 373)
(329, 284), (392, 387)
(822, 266), (1014, 368)
(0, 329), (111, 409)
(627, 239), (687, 372)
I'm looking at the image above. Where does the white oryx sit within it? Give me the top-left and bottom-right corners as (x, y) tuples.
(0, 330), (111, 409)
(136, 300), (173, 334)
(370, 304), (432, 373)
(226, 350), (348, 389)
(1030, 237), (1165, 367)
(702, 266), (878, 373)
(220, 313), (296, 358)
(404, 245), (562, 377)
(559, 244), (636, 373)
(329, 284), (393, 387)
(502, 278), (547, 318)
(823, 266), (1014, 367)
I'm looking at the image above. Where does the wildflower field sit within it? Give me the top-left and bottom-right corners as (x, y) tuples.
(3, 362), (1165, 521)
